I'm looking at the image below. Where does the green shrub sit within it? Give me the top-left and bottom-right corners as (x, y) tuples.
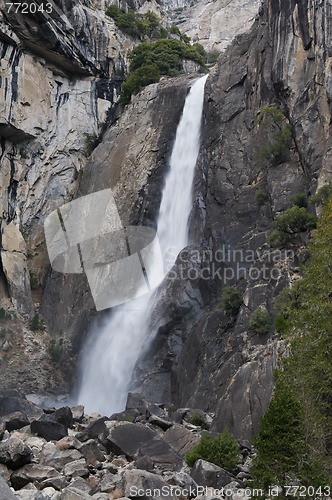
(19, 148), (28, 159)
(274, 314), (288, 334)
(48, 339), (62, 363)
(123, 414), (134, 422)
(169, 24), (191, 44)
(0, 308), (11, 321)
(252, 380), (306, 490)
(206, 50), (219, 64)
(121, 38), (206, 104)
(257, 106), (293, 166)
(106, 6), (165, 40)
(249, 308), (272, 335)
(259, 125), (292, 165)
(30, 313), (43, 331)
(291, 192), (308, 208)
(189, 413), (209, 429)
(268, 229), (291, 248)
(257, 105), (286, 124)
(84, 132), (98, 156)
(311, 183), (332, 205)
(29, 271), (40, 290)
(185, 431), (240, 471)
(106, 6), (193, 42)
(220, 286), (242, 316)
(255, 188), (269, 206)
(120, 64), (161, 105)
(273, 206), (317, 235)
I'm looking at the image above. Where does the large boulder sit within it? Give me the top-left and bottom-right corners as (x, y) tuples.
(190, 459), (233, 488)
(31, 417), (68, 442)
(46, 407), (73, 428)
(78, 439), (105, 463)
(105, 423), (156, 458)
(163, 424), (200, 456)
(39, 444), (83, 471)
(77, 417), (109, 442)
(105, 423), (183, 471)
(0, 393), (43, 420)
(1, 411), (30, 431)
(123, 469), (177, 500)
(63, 459), (89, 479)
(139, 436), (183, 472)
(0, 436), (32, 469)
(10, 464), (59, 489)
(0, 470), (17, 499)
(59, 487), (93, 499)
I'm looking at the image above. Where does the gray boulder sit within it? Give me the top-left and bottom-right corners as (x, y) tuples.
(78, 439), (105, 463)
(139, 436), (183, 471)
(60, 487), (93, 499)
(31, 417), (68, 441)
(71, 406), (85, 423)
(123, 469), (177, 500)
(1, 411), (30, 431)
(0, 436), (32, 469)
(77, 417), (109, 442)
(0, 394), (43, 420)
(0, 470), (17, 499)
(47, 407), (73, 428)
(106, 423), (183, 471)
(39, 444), (82, 471)
(69, 477), (91, 494)
(148, 415), (173, 431)
(10, 464), (59, 489)
(190, 459), (233, 488)
(163, 424), (200, 456)
(63, 459), (89, 479)
(105, 423), (156, 458)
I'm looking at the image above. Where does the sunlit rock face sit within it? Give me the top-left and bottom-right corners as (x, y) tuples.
(0, 1), (133, 311)
(166, 0), (261, 52)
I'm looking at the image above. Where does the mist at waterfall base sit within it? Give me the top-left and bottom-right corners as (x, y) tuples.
(76, 75), (208, 416)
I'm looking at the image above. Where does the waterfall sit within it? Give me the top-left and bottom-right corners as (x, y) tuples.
(77, 74), (208, 415)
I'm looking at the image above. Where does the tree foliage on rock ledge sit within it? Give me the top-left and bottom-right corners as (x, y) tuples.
(257, 105), (293, 166)
(106, 5), (190, 42)
(120, 39), (206, 105)
(253, 198), (332, 491)
(185, 431), (240, 472)
(268, 205), (317, 248)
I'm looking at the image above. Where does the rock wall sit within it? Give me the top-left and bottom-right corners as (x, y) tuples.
(134, 0), (332, 439)
(0, 0), (133, 314)
(170, 0), (260, 52)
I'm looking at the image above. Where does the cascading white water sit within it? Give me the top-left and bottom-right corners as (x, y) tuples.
(77, 74), (208, 415)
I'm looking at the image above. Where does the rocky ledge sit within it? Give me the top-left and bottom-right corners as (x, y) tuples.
(0, 391), (254, 500)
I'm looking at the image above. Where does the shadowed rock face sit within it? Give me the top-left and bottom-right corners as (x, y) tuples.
(132, 0), (332, 439)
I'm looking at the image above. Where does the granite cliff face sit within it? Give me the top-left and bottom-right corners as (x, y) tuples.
(1, 0), (331, 442)
(132, 0), (332, 439)
(170, 0), (260, 52)
(0, 0), (132, 314)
